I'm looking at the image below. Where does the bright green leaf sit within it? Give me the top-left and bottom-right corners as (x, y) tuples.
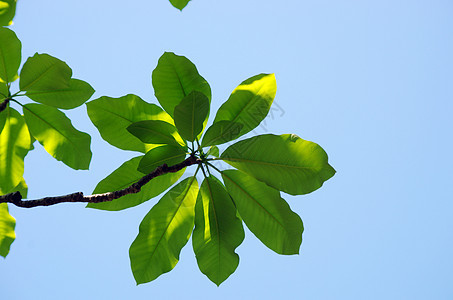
(206, 145), (219, 158)
(213, 73), (276, 138)
(25, 78), (95, 109)
(87, 156), (185, 211)
(127, 120), (182, 148)
(192, 175), (244, 286)
(221, 134), (335, 195)
(201, 120), (244, 147)
(222, 169), (303, 254)
(129, 177), (198, 284)
(152, 52), (211, 118)
(0, 0), (16, 26)
(0, 27), (21, 83)
(86, 94), (177, 153)
(23, 104), (92, 170)
(138, 144), (186, 174)
(19, 53), (72, 91)
(169, 0), (190, 10)
(174, 91), (209, 142)
(0, 107), (30, 194)
(0, 203), (15, 258)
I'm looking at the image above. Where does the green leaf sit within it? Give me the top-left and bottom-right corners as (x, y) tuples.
(0, 0), (16, 26)
(174, 91), (210, 142)
(222, 169), (303, 254)
(201, 120), (244, 147)
(127, 120), (182, 148)
(0, 81), (7, 98)
(0, 107), (30, 194)
(213, 73), (276, 138)
(86, 94), (177, 153)
(152, 52), (211, 118)
(192, 175), (244, 286)
(25, 78), (95, 109)
(0, 203), (15, 258)
(169, 0), (190, 10)
(138, 144), (187, 174)
(206, 145), (219, 158)
(23, 104), (92, 170)
(0, 27), (21, 83)
(87, 156), (185, 211)
(221, 134), (335, 195)
(19, 53), (72, 92)
(129, 177), (198, 284)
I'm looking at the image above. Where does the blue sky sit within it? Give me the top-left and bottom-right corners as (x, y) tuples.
(1, 0), (453, 299)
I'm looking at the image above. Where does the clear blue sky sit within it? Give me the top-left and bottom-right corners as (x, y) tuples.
(1, 0), (453, 299)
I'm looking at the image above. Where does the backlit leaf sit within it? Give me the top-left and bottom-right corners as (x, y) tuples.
(0, 81), (7, 98)
(138, 144), (187, 174)
(206, 145), (219, 158)
(221, 134), (335, 195)
(129, 177), (198, 284)
(169, 0), (190, 10)
(87, 156), (185, 211)
(192, 175), (244, 286)
(174, 91), (209, 142)
(0, 203), (15, 258)
(222, 169), (303, 254)
(127, 120), (183, 148)
(19, 53), (72, 91)
(0, 0), (16, 26)
(201, 120), (243, 147)
(0, 27), (21, 83)
(23, 104), (92, 170)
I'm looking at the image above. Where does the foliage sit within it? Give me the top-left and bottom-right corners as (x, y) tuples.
(0, 2), (335, 286)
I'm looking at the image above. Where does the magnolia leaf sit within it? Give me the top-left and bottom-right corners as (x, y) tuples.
(174, 91), (210, 142)
(129, 177), (198, 284)
(169, 0), (190, 10)
(0, 0), (16, 26)
(201, 120), (243, 147)
(138, 144), (187, 174)
(23, 104), (92, 170)
(0, 27), (21, 83)
(0, 203), (15, 258)
(127, 120), (183, 148)
(206, 145), (219, 158)
(221, 134), (335, 195)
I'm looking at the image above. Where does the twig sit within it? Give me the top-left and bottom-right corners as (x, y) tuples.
(0, 155), (201, 208)
(0, 98), (10, 113)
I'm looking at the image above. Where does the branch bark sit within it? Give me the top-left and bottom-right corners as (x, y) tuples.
(0, 98), (10, 113)
(0, 155), (201, 208)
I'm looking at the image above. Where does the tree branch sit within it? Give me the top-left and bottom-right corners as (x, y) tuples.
(0, 98), (10, 113)
(0, 155), (201, 208)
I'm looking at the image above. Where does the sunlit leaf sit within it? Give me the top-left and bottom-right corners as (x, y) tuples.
(0, 203), (15, 258)
(174, 91), (209, 142)
(0, 107), (30, 194)
(127, 120), (183, 148)
(201, 120), (243, 147)
(0, 81), (8, 98)
(87, 156), (185, 211)
(86, 94), (176, 153)
(130, 177), (198, 284)
(221, 134), (335, 195)
(169, 0), (190, 10)
(206, 145), (219, 158)
(0, 0), (16, 26)
(0, 27), (21, 83)
(222, 169), (303, 254)
(152, 52), (211, 118)
(138, 144), (187, 174)
(23, 104), (92, 170)
(192, 175), (244, 286)
(19, 53), (72, 91)
(25, 78), (95, 109)
(213, 73), (276, 138)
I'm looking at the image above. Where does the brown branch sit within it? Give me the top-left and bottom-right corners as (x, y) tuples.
(0, 155), (201, 208)
(0, 98), (10, 113)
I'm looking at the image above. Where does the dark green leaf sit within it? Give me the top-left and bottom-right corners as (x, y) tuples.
(192, 175), (244, 286)
(206, 145), (219, 158)
(138, 144), (187, 174)
(213, 73), (276, 138)
(169, 0), (190, 10)
(0, 203), (15, 258)
(0, 27), (21, 83)
(0, 0), (16, 26)
(221, 134), (335, 195)
(152, 52), (211, 118)
(222, 169), (303, 254)
(86, 94), (179, 153)
(127, 120), (182, 148)
(19, 53), (72, 91)
(129, 177), (198, 284)
(201, 120), (243, 147)
(0, 107), (30, 194)
(25, 78), (95, 109)
(23, 104), (92, 170)
(174, 91), (210, 142)
(87, 156), (185, 211)
(0, 81), (7, 98)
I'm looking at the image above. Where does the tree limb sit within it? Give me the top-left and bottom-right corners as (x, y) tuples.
(0, 155), (201, 208)
(0, 98), (10, 113)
